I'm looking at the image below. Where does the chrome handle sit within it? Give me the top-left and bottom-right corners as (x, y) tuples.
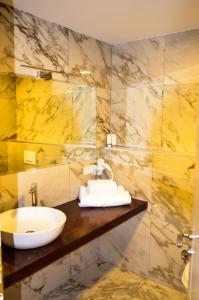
(186, 234), (199, 240)
(177, 230), (193, 248)
(177, 234), (184, 247)
(177, 229), (199, 248)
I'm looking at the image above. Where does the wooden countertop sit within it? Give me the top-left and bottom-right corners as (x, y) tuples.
(2, 199), (147, 288)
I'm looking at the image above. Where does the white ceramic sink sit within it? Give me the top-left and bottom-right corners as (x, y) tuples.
(0, 207), (66, 249)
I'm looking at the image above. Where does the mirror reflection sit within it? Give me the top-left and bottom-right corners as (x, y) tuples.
(0, 73), (96, 175)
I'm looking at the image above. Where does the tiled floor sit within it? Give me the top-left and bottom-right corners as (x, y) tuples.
(42, 265), (187, 300)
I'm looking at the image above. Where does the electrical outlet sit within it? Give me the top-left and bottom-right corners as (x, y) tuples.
(83, 165), (96, 176)
(24, 150), (37, 165)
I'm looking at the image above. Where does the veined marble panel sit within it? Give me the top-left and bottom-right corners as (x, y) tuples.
(5, 240), (99, 300)
(165, 29), (199, 84)
(0, 142), (8, 174)
(20, 255), (71, 300)
(0, 74), (16, 141)
(104, 147), (152, 168)
(107, 160), (152, 202)
(68, 30), (111, 89)
(112, 37), (165, 89)
(96, 88), (110, 148)
(63, 145), (96, 162)
(13, 6), (68, 73)
(150, 154), (194, 290)
(16, 78), (96, 144)
(99, 211), (151, 277)
(0, 99), (16, 141)
(162, 84), (199, 152)
(70, 240), (99, 280)
(152, 154), (194, 231)
(104, 148), (152, 201)
(111, 89), (128, 145)
(0, 3), (15, 73)
(72, 85), (96, 144)
(111, 86), (163, 148)
(42, 265), (187, 300)
(149, 215), (186, 291)
(17, 165), (70, 207)
(0, 74), (15, 99)
(0, 173), (18, 213)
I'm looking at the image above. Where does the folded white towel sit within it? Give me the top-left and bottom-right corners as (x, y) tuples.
(79, 185), (131, 207)
(87, 179), (117, 194)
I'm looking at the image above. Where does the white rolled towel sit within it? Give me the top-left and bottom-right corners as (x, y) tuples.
(87, 179), (117, 194)
(79, 186), (131, 207)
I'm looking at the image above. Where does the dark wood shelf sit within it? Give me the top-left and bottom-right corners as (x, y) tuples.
(2, 199), (147, 288)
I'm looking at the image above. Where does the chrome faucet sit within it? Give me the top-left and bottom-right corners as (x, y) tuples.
(29, 183), (38, 206)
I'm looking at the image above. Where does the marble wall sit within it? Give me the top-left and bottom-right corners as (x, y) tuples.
(98, 29), (199, 292)
(0, 2), (111, 174)
(1, 1), (198, 297)
(0, 5), (110, 298)
(16, 78), (96, 145)
(0, 74), (16, 141)
(5, 240), (100, 300)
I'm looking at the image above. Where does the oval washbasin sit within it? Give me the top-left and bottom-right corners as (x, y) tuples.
(0, 207), (66, 249)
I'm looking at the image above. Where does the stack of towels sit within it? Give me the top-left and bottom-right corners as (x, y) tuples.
(79, 180), (131, 207)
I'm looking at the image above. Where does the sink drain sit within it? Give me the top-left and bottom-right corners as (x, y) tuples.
(25, 230), (35, 233)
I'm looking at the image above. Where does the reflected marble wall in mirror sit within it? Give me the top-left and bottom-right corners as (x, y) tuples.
(0, 73), (96, 175)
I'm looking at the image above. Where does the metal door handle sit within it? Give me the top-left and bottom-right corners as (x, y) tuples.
(177, 230), (199, 248)
(181, 248), (195, 263)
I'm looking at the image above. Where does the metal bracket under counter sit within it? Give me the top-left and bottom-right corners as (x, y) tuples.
(2, 198), (147, 289)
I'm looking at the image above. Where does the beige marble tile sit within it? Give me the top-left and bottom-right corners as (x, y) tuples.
(17, 165), (70, 207)
(165, 29), (199, 84)
(0, 74), (16, 99)
(106, 159), (152, 202)
(5, 255), (71, 300)
(150, 154), (194, 290)
(22, 255), (71, 300)
(0, 4), (15, 73)
(62, 145), (96, 162)
(0, 142), (8, 174)
(99, 211), (151, 277)
(0, 74), (16, 141)
(111, 89), (128, 145)
(42, 266), (187, 300)
(149, 215), (186, 291)
(0, 99), (16, 141)
(96, 88), (110, 148)
(13, 7), (69, 73)
(111, 86), (163, 148)
(72, 85), (96, 144)
(70, 240), (99, 279)
(16, 78), (96, 144)
(0, 173), (18, 212)
(104, 147), (152, 168)
(152, 154), (194, 229)
(162, 84), (199, 152)
(68, 30), (111, 89)
(112, 37), (165, 89)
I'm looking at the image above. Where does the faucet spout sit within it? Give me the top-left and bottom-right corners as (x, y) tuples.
(29, 183), (38, 206)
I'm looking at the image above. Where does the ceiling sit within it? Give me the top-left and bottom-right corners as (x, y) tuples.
(13, 0), (199, 45)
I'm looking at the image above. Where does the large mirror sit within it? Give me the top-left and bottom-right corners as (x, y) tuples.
(0, 73), (96, 175)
